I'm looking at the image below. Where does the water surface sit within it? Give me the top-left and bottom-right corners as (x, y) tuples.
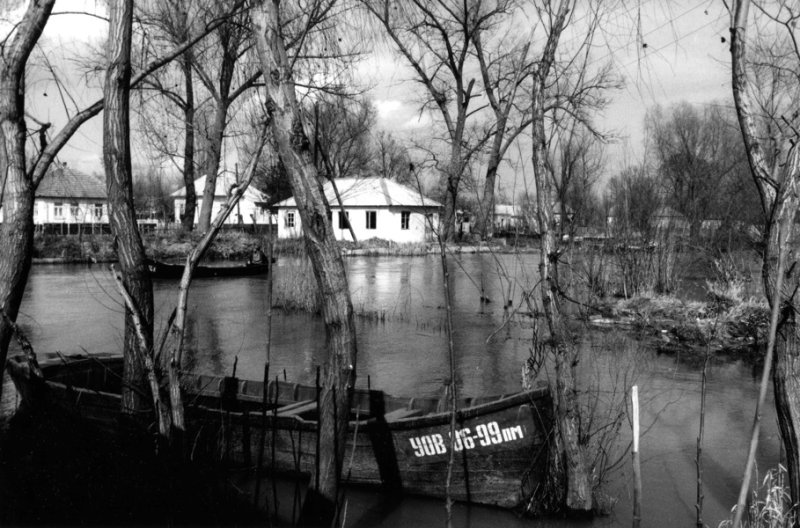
(11, 255), (780, 527)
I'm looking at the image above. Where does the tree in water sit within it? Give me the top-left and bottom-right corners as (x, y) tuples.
(729, 0), (800, 520)
(0, 0), (55, 405)
(103, 0), (154, 415)
(251, 1), (358, 523)
(0, 0), (243, 407)
(529, 0), (592, 512)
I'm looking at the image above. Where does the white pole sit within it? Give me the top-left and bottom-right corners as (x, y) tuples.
(632, 385), (641, 528)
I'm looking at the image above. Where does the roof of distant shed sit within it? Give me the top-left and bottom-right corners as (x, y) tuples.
(36, 166), (107, 200)
(273, 177), (441, 209)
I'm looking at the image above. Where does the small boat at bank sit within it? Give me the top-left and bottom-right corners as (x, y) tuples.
(7, 354), (552, 509)
(146, 259), (270, 279)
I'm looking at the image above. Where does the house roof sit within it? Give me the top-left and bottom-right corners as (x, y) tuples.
(36, 166), (107, 200)
(171, 173), (268, 202)
(273, 177), (441, 209)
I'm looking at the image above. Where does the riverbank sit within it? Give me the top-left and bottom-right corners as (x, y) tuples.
(588, 292), (769, 361)
(31, 232), (770, 357)
(32, 231), (533, 263)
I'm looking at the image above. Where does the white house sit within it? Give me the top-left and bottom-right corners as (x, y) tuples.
(17, 165), (110, 233)
(273, 177), (441, 243)
(172, 173), (272, 226)
(493, 204), (526, 232)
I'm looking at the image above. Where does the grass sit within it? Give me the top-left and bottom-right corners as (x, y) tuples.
(720, 466), (796, 528)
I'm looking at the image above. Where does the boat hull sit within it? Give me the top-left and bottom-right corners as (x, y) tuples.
(8, 355), (552, 509)
(146, 260), (270, 279)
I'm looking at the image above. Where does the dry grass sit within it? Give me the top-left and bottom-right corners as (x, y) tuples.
(271, 257), (320, 312)
(720, 466), (796, 528)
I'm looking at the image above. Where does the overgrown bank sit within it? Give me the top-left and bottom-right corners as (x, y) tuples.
(32, 231), (531, 263)
(33, 232), (771, 356)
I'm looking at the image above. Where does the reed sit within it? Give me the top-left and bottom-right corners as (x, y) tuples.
(720, 466), (796, 528)
(271, 257), (321, 313)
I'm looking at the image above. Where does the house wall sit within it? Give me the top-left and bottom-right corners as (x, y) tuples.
(173, 197), (271, 225)
(34, 198), (109, 225)
(277, 206), (437, 243)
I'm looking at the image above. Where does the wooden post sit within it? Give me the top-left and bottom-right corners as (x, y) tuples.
(697, 351), (710, 528)
(632, 385), (642, 528)
(253, 362), (269, 510)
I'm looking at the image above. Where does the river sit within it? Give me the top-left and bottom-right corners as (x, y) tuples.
(7, 254), (780, 527)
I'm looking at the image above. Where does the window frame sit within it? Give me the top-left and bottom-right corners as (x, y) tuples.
(365, 210), (377, 230)
(338, 210), (350, 230)
(286, 211), (295, 228)
(401, 210), (411, 230)
(54, 202), (64, 219)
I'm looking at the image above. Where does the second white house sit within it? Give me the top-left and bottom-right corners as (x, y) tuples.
(172, 173), (271, 226)
(273, 177), (441, 243)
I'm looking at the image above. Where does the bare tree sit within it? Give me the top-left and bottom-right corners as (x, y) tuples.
(530, 0), (592, 512)
(605, 164), (661, 242)
(194, 4), (260, 232)
(251, 1), (358, 522)
(135, 0), (203, 230)
(549, 121), (604, 238)
(473, 1), (615, 238)
(362, 0), (503, 240)
(729, 0), (800, 518)
(0, 0), (55, 404)
(371, 130), (413, 184)
(647, 102), (748, 241)
(472, 20), (531, 238)
(310, 94), (375, 179)
(104, 0), (154, 414)
(0, 1), (244, 403)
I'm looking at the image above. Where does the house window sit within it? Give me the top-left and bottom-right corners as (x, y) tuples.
(70, 202), (80, 219)
(94, 203), (103, 220)
(338, 211), (350, 230)
(366, 210), (377, 230)
(178, 202), (185, 217)
(54, 202), (64, 218)
(286, 211), (295, 227)
(401, 211), (410, 230)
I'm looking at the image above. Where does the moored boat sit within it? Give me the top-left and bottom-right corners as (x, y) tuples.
(7, 354), (552, 509)
(146, 259), (270, 279)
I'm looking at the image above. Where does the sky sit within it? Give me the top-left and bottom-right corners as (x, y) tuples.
(10, 0), (737, 199)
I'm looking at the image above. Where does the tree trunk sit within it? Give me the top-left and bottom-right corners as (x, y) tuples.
(104, 0), (154, 414)
(251, 2), (357, 523)
(531, 0), (592, 512)
(196, 103), (227, 232)
(0, 0), (55, 402)
(773, 317), (800, 506)
(196, 30), (236, 233)
(441, 145), (463, 242)
(730, 0), (800, 509)
(764, 171), (800, 504)
(479, 124), (505, 239)
(180, 54), (197, 231)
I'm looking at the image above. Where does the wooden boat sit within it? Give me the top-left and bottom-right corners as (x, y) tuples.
(146, 259), (270, 279)
(7, 354), (553, 509)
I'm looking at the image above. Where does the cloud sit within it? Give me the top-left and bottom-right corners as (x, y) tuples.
(374, 99), (431, 132)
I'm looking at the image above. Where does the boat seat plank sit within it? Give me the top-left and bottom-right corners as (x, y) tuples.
(383, 408), (423, 422)
(277, 400), (316, 416)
